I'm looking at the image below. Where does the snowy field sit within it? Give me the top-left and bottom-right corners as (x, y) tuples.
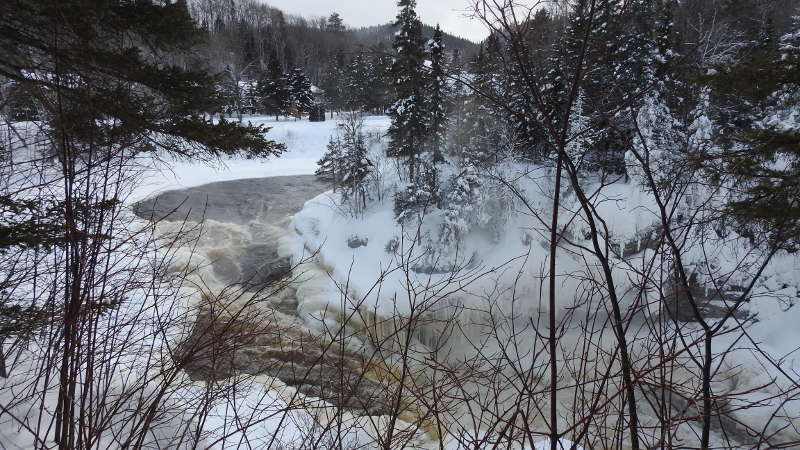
(131, 115), (391, 203)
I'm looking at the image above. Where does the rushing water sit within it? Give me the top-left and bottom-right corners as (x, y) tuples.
(134, 175), (514, 445)
(135, 175), (328, 289)
(135, 175), (434, 419)
(131, 176), (662, 449)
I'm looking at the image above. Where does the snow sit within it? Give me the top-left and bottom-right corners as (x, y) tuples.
(9, 109), (800, 447)
(443, 434), (584, 450)
(287, 129), (800, 447)
(0, 115), (403, 450)
(131, 115), (390, 203)
(290, 160), (654, 321)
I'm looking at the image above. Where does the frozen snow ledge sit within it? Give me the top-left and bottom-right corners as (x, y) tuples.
(288, 159), (800, 448)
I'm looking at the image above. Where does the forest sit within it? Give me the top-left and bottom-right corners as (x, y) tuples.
(2, 0), (800, 449)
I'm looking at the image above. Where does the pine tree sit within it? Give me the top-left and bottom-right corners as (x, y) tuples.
(344, 51), (372, 111)
(287, 68), (314, 114)
(454, 45), (503, 166)
(367, 43), (394, 113)
(426, 25), (448, 164)
(316, 136), (344, 191)
(339, 127), (373, 213)
(707, 16), (800, 248)
(387, 0), (428, 182)
(320, 50), (347, 114)
(326, 12), (346, 33)
(257, 54), (291, 119)
(316, 114), (373, 214)
(440, 169), (482, 246)
(394, 168), (439, 223)
(566, 90), (595, 173)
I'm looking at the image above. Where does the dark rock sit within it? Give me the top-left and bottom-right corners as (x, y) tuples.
(238, 245), (292, 291)
(664, 276), (751, 323)
(347, 235), (368, 248)
(175, 310), (393, 417)
(621, 225), (662, 258)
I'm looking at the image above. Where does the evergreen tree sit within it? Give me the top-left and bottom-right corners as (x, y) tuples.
(316, 114), (373, 214)
(706, 16), (800, 248)
(339, 125), (373, 213)
(344, 51), (372, 111)
(394, 167), (439, 223)
(367, 43), (394, 113)
(440, 169), (482, 246)
(566, 90), (595, 173)
(454, 45), (503, 166)
(287, 68), (314, 113)
(320, 49), (347, 114)
(257, 57), (291, 120)
(326, 12), (346, 33)
(316, 135), (344, 191)
(426, 25), (448, 164)
(387, 0), (428, 182)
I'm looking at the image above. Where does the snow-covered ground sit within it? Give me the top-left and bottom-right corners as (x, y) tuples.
(287, 137), (800, 446)
(131, 115), (390, 203)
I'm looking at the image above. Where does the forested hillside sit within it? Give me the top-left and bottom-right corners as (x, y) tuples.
(184, 0), (477, 118)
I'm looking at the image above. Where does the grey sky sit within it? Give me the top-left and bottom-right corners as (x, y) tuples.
(260, 0), (489, 42)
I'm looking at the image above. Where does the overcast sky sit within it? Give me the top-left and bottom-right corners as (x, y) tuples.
(261, 0), (489, 42)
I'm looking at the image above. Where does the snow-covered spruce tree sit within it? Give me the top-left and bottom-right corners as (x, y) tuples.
(320, 50), (347, 115)
(705, 15), (800, 249)
(316, 135), (344, 192)
(565, 90), (596, 175)
(387, 0), (428, 183)
(367, 42), (394, 114)
(627, 91), (690, 189)
(463, 40), (505, 166)
(316, 113), (373, 215)
(287, 68), (315, 114)
(446, 48), (467, 131)
(388, 0), (442, 224)
(344, 51), (372, 111)
(341, 44), (394, 114)
(440, 169), (482, 247)
(257, 55), (291, 120)
(426, 25), (448, 165)
(506, 55), (549, 158)
(338, 115), (374, 215)
(393, 166), (439, 224)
